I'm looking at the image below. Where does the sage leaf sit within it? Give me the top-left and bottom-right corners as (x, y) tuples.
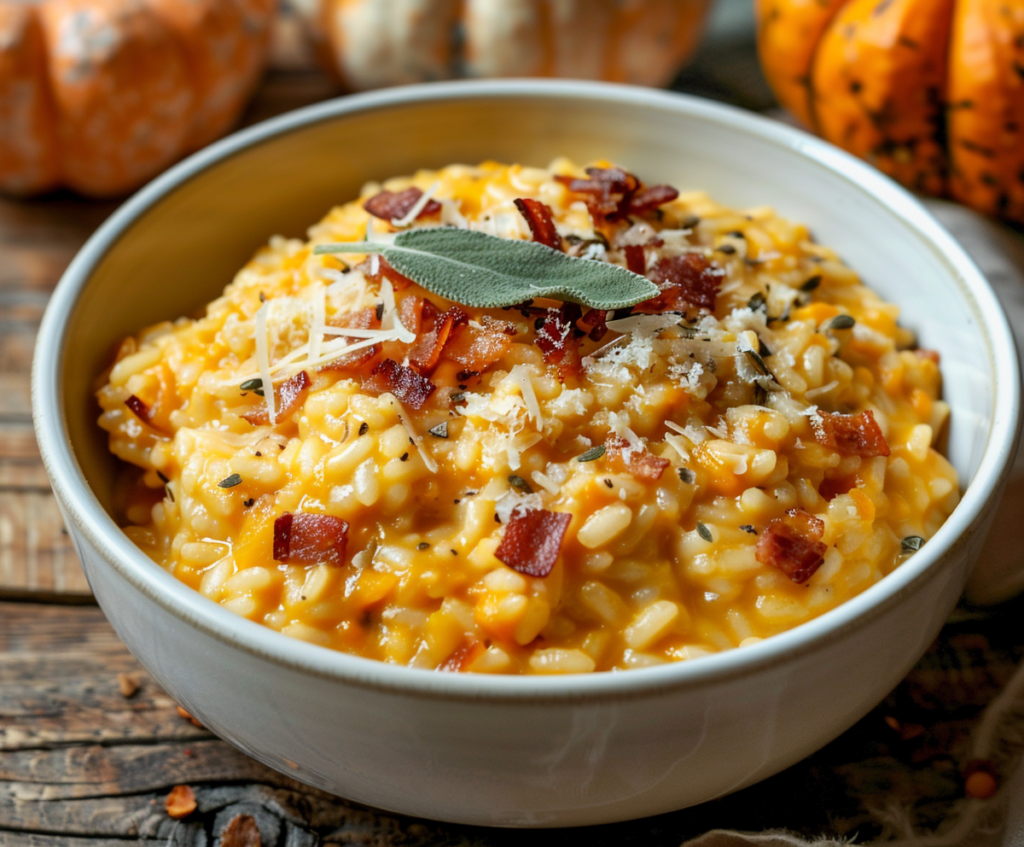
(314, 228), (659, 310)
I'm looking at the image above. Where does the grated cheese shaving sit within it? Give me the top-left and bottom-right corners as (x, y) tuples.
(377, 276), (416, 344)
(583, 334), (628, 366)
(664, 433), (691, 463)
(495, 491), (544, 524)
(390, 395), (438, 474)
(531, 470), (560, 495)
(379, 275), (395, 314)
(308, 284), (326, 367)
(230, 329), (406, 388)
(391, 181), (439, 227)
(255, 303), (276, 424)
(505, 440), (521, 471)
(440, 198), (468, 228)
(507, 365), (543, 430)
(605, 313), (682, 336)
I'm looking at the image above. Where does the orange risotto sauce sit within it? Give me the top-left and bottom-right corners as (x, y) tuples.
(97, 160), (958, 674)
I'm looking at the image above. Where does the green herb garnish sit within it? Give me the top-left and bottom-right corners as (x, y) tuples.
(678, 467), (695, 484)
(801, 275), (822, 292)
(576, 445), (606, 463)
(901, 535), (924, 553)
(240, 377), (264, 396)
(508, 474), (534, 494)
(696, 522), (713, 542)
(744, 349), (771, 377)
(218, 473), (242, 488)
(315, 228), (658, 310)
(828, 314), (856, 331)
(428, 421), (449, 439)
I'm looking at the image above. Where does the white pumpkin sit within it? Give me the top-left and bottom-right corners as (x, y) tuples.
(290, 0), (713, 92)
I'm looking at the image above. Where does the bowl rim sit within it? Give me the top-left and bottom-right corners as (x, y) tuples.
(32, 78), (1022, 703)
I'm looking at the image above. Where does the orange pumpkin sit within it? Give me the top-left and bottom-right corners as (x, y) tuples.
(293, 0), (713, 92)
(756, 0), (1024, 223)
(0, 0), (276, 197)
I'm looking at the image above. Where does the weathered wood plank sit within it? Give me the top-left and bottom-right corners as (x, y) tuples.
(0, 741), (288, 795)
(0, 492), (87, 597)
(0, 836), (166, 847)
(0, 782), (404, 845)
(0, 322), (37, 419)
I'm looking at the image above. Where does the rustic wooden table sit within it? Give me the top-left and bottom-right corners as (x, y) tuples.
(3, 46), (1023, 847)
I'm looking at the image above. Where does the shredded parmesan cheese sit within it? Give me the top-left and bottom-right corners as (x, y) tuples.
(308, 284), (325, 367)
(508, 365), (543, 430)
(605, 313), (681, 335)
(391, 181), (439, 227)
(665, 433), (690, 462)
(531, 470), (560, 495)
(390, 395), (438, 474)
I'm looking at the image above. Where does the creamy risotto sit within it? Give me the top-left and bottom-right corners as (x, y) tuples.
(97, 160), (958, 674)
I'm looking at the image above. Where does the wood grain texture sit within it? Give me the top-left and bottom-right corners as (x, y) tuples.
(1, 600), (1023, 846)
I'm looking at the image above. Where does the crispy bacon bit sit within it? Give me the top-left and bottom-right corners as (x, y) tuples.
(397, 295), (439, 336)
(915, 348), (941, 364)
(363, 358), (436, 409)
(363, 187), (441, 223)
(514, 198), (562, 251)
(814, 410), (891, 458)
(273, 512), (349, 566)
(577, 308), (608, 342)
(556, 167), (639, 218)
(626, 184), (680, 214)
(445, 318), (515, 372)
(536, 303), (584, 381)
(495, 508), (572, 577)
(634, 253), (724, 314)
(321, 308), (382, 372)
(624, 244), (646, 276)
(243, 371), (311, 425)
(165, 784), (197, 819)
(557, 167), (678, 221)
(605, 435), (671, 481)
(819, 475), (857, 502)
(756, 509), (827, 583)
(125, 394), (152, 422)
(438, 641), (486, 672)
(409, 306), (469, 373)
(221, 814), (262, 847)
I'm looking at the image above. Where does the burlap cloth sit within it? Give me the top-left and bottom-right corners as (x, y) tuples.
(673, 203), (1024, 847)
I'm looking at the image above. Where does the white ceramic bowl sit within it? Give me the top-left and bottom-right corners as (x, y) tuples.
(32, 80), (1021, 827)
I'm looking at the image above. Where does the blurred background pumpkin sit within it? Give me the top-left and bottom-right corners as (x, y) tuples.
(756, 0), (1024, 225)
(0, 0), (276, 197)
(287, 0), (715, 92)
